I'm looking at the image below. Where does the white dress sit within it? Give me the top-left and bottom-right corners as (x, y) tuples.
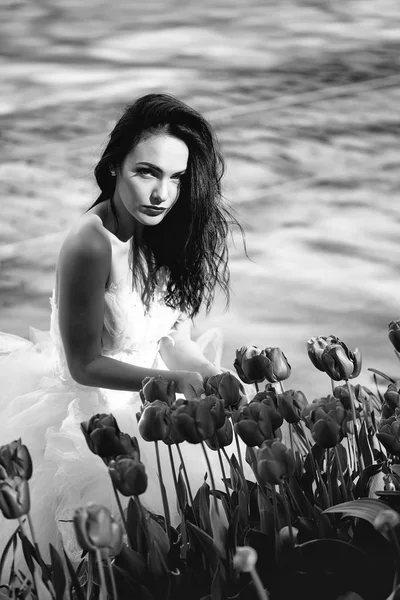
(0, 226), (231, 574)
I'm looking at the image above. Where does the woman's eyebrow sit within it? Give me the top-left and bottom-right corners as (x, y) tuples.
(135, 161), (186, 176)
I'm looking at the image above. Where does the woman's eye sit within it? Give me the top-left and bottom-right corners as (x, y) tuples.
(137, 168), (154, 178)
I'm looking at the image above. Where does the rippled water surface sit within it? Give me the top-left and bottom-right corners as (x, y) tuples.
(1, 0), (400, 398)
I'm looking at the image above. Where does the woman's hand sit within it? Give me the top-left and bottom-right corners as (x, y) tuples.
(176, 371), (205, 401)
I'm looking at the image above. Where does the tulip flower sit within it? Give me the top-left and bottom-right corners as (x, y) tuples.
(0, 476), (30, 519)
(308, 335), (361, 381)
(257, 440), (295, 485)
(311, 418), (343, 448)
(377, 415), (400, 456)
(233, 546), (258, 572)
(235, 398), (283, 447)
(205, 418), (234, 450)
(0, 439), (32, 480)
(140, 376), (176, 407)
(234, 346), (271, 384)
(204, 372), (245, 409)
(81, 413), (138, 462)
(278, 389), (308, 424)
(263, 347), (291, 383)
(109, 455), (148, 496)
(389, 320), (400, 353)
(301, 396), (346, 448)
(307, 336), (332, 371)
(172, 396), (224, 443)
(73, 504), (122, 552)
(384, 383), (400, 411)
(137, 400), (172, 442)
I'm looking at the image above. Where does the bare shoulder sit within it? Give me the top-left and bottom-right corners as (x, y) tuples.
(57, 214), (112, 287)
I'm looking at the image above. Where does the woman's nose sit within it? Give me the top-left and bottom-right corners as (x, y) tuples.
(151, 179), (169, 204)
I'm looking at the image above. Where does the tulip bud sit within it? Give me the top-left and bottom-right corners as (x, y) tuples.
(312, 418), (343, 448)
(257, 440), (295, 485)
(384, 383), (400, 411)
(138, 400), (171, 442)
(0, 476), (30, 519)
(377, 416), (400, 456)
(172, 398), (218, 444)
(263, 347), (291, 383)
(389, 321), (400, 353)
(233, 546), (258, 572)
(204, 372), (245, 410)
(307, 336), (330, 371)
(374, 509), (400, 534)
(278, 389), (308, 424)
(0, 439), (33, 480)
(73, 504), (119, 551)
(81, 413), (138, 462)
(234, 346), (270, 384)
(140, 376), (176, 406)
(206, 419), (234, 450)
(109, 456), (148, 496)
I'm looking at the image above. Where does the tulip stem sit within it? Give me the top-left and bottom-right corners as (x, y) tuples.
(27, 512), (53, 586)
(334, 445), (349, 502)
(345, 379), (365, 473)
(230, 412), (245, 475)
(279, 481), (294, 545)
(270, 485), (280, 532)
(111, 481), (132, 551)
(155, 440), (172, 542)
(217, 445), (230, 500)
(86, 553), (93, 600)
(95, 549), (108, 600)
(168, 445), (184, 513)
(17, 517), (39, 599)
(255, 382), (260, 393)
(250, 567), (270, 600)
(201, 441), (220, 515)
(176, 443), (195, 507)
(278, 381), (285, 394)
(299, 420), (328, 506)
(326, 449), (333, 507)
(331, 379), (335, 395)
(106, 555), (118, 600)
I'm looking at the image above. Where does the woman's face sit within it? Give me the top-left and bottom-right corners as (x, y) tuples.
(114, 133), (189, 227)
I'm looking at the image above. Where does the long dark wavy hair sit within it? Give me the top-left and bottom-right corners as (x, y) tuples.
(86, 93), (244, 318)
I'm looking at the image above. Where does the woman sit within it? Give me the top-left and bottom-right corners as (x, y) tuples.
(0, 93), (243, 568)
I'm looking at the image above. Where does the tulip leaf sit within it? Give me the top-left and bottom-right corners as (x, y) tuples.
(63, 549), (85, 600)
(176, 468), (188, 513)
(0, 525), (19, 583)
(113, 565), (156, 600)
(323, 498), (397, 531)
(359, 421), (375, 468)
(367, 368), (396, 384)
(186, 521), (218, 570)
(211, 561), (226, 600)
(113, 545), (146, 582)
(49, 544), (66, 600)
(227, 506), (240, 551)
(193, 480), (212, 536)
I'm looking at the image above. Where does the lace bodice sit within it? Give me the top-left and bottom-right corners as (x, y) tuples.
(49, 279), (184, 385)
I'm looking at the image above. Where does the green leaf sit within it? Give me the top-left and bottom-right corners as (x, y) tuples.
(354, 463), (382, 498)
(193, 480), (212, 536)
(49, 544), (66, 600)
(63, 549), (85, 600)
(359, 421), (374, 468)
(211, 562), (226, 600)
(227, 506), (240, 552)
(186, 521), (218, 570)
(176, 468), (188, 513)
(323, 498), (397, 531)
(367, 368), (396, 384)
(0, 525), (19, 583)
(114, 545), (146, 582)
(147, 539), (169, 578)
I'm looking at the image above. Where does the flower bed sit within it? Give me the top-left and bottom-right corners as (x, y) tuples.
(2, 327), (400, 599)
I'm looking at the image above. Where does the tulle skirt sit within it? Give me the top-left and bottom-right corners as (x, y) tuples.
(0, 327), (252, 579)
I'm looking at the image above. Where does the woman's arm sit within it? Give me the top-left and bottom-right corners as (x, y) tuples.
(57, 220), (203, 397)
(159, 317), (221, 380)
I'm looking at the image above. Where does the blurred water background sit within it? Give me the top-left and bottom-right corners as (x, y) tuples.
(1, 0), (400, 399)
